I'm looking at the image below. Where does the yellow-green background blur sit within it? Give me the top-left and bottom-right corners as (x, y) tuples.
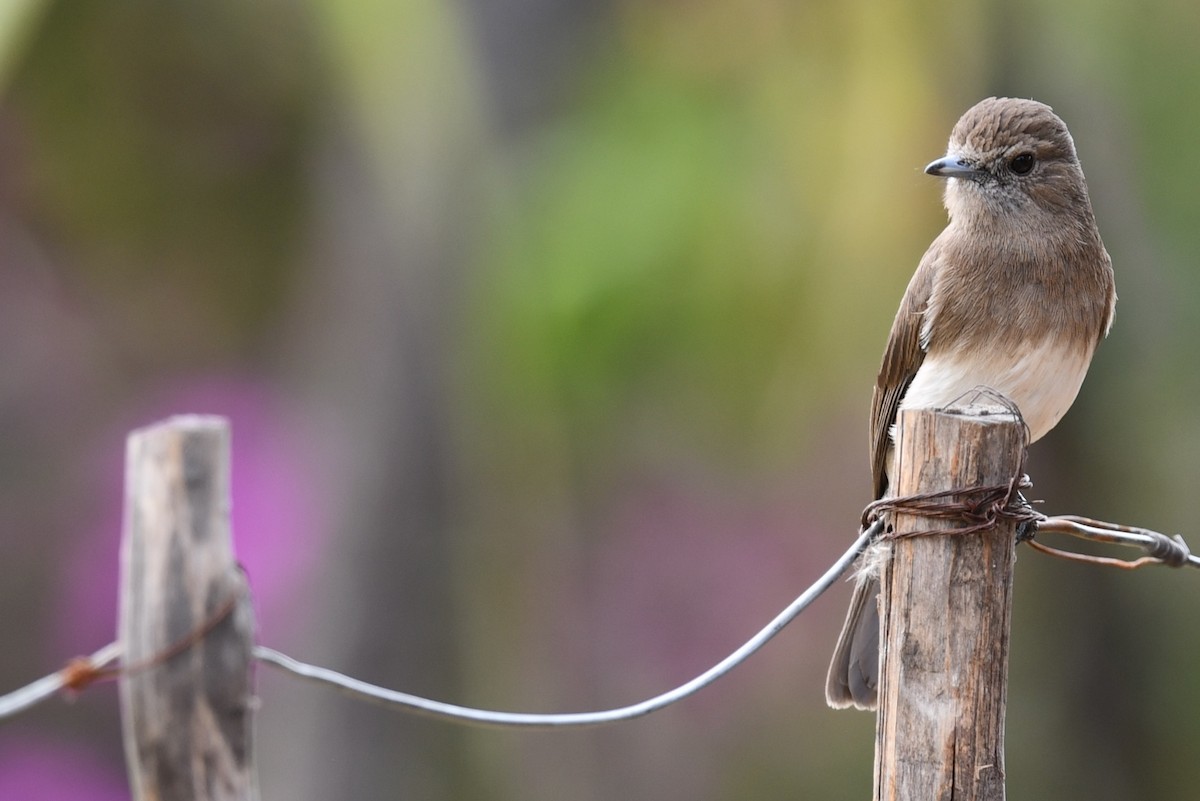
(1, 1), (1197, 798)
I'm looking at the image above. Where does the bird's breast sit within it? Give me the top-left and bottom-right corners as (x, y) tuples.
(898, 336), (1096, 443)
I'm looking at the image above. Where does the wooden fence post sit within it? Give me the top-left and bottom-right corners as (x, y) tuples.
(118, 416), (259, 801)
(874, 404), (1024, 801)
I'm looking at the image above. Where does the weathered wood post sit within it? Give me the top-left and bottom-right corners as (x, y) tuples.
(874, 404), (1025, 801)
(118, 416), (259, 801)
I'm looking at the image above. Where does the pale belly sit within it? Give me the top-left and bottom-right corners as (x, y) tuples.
(898, 337), (1095, 444)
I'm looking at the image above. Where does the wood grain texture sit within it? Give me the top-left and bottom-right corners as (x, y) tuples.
(873, 405), (1024, 801)
(119, 416), (258, 801)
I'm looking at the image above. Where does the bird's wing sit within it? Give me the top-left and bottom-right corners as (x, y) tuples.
(869, 240), (942, 498)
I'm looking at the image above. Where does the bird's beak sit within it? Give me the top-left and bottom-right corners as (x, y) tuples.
(924, 156), (986, 181)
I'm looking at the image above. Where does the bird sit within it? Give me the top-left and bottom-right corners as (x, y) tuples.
(825, 97), (1117, 710)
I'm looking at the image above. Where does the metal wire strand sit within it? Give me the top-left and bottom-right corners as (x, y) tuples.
(253, 521), (881, 730)
(0, 642), (121, 721)
(1032, 514), (1200, 569)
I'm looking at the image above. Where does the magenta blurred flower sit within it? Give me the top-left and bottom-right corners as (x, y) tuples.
(591, 477), (820, 684)
(0, 737), (126, 801)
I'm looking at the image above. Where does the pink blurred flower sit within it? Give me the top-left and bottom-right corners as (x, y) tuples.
(0, 737), (126, 801)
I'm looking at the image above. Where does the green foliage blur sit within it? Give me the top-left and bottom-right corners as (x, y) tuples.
(1, 0), (1198, 799)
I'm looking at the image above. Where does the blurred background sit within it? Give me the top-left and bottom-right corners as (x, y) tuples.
(1, 0), (1197, 798)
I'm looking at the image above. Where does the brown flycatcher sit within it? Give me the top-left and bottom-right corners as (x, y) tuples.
(825, 97), (1117, 710)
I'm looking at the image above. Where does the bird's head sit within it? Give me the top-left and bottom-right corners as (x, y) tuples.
(926, 97), (1090, 223)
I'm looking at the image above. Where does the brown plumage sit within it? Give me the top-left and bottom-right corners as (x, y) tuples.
(826, 97), (1116, 710)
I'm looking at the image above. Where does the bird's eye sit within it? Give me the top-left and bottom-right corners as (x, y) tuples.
(1009, 153), (1035, 175)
